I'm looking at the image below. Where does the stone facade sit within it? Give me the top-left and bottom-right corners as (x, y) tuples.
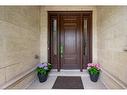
(0, 6), (127, 89)
(0, 6), (40, 88)
(97, 6), (127, 88)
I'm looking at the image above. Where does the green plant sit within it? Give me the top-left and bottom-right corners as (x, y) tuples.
(87, 63), (100, 75)
(36, 67), (48, 76)
(36, 63), (52, 76)
(88, 67), (100, 75)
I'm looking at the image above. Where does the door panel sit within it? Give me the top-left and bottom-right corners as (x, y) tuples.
(60, 15), (81, 69)
(64, 27), (76, 55)
(82, 15), (92, 69)
(64, 27), (77, 65)
(50, 16), (58, 69)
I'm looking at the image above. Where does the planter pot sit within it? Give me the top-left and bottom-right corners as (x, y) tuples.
(37, 73), (48, 83)
(89, 73), (99, 82)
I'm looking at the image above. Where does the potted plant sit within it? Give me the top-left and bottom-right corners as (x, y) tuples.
(87, 63), (101, 82)
(36, 63), (52, 83)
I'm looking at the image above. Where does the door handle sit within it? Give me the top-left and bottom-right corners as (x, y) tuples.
(83, 41), (86, 55)
(60, 45), (64, 57)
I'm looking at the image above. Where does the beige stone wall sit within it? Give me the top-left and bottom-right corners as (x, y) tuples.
(40, 6), (98, 63)
(6, 71), (36, 89)
(0, 6), (40, 88)
(97, 6), (127, 88)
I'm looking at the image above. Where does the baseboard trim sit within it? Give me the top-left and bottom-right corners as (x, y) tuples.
(100, 76), (109, 89)
(101, 68), (127, 89)
(0, 67), (36, 89)
(24, 75), (36, 89)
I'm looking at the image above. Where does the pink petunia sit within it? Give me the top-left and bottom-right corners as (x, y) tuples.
(95, 64), (100, 69)
(91, 64), (95, 67)
(88, 64), (91, 67)
(87, 63), (101, 70)
(96, 64), (100, 67)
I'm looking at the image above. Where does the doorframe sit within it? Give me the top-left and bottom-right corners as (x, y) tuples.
(48, 11), (92, 72)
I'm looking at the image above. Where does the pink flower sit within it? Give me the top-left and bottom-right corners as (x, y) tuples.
(91, 64), (95, 67)
(87, 63), (101, 70)
(87, 63), (91, 67)
(95, 63), (100, 70)
(96, 64), (100, 67)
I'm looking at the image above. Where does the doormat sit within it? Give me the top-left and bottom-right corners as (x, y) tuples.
(52, 76), (84, 89)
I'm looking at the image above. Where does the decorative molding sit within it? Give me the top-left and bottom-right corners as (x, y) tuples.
(101, 68), (127, 89)
(0, 67), (36, 89)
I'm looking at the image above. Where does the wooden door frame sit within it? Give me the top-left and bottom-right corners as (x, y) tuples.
(48, 11), (92, 72)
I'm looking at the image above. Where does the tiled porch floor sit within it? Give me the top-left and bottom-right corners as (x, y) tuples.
(28, 70), (106, 89)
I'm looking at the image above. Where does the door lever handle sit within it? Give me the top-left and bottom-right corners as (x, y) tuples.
(60, 45), (64, 57)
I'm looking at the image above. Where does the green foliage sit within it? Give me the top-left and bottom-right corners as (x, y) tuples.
(88, 67), (100, 75)
(48, 63), (52, 70)
(46, 64), (52, 73)
(36, 63), (52, 76)
(36, 67), (48, 76)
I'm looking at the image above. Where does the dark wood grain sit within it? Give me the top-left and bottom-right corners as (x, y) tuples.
(60, 15), (81, 69)
(48, 11), (92, 71)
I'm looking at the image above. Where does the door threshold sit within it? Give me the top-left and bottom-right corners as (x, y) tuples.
(51, 69), (87, 72)
(49, 69), (88, 76)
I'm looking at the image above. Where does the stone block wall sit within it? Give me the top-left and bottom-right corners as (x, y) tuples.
(97, 6), (127, 88)
(0, 6), (40, 88)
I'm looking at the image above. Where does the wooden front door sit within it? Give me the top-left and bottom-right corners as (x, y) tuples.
(60, 15), (81, 69)
(48, 12), (92, 71)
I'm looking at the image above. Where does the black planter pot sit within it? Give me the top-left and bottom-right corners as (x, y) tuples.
(89, 73), (99, 82)
(37, 73), (48, 83)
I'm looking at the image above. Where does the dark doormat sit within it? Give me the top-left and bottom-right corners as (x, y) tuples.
(52, 76), (84, 89)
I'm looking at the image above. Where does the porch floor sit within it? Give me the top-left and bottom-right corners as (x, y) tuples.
(27, 70), (106, 89)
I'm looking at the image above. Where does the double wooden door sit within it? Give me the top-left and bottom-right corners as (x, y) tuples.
(48, 12), (92, 71)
